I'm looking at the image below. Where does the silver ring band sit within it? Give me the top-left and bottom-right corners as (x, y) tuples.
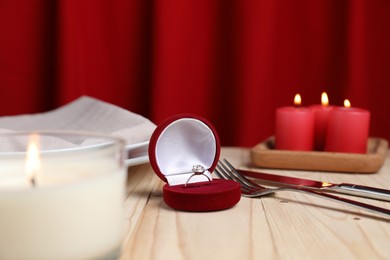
(184, 165), (212, 187)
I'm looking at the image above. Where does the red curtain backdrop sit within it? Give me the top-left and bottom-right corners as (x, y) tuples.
(1, 0), (389, 147)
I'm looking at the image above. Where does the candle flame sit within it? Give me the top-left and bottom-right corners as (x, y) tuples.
(344, 99), (351, 108)
(25, 134), (41, 186)
(321, 92), (329, 106)
(294, 94), (302, 106)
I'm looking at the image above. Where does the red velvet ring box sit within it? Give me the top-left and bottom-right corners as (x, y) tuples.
(148, 114), (241, 212)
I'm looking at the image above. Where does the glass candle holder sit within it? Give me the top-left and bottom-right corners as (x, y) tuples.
(0, 131), (127, 259)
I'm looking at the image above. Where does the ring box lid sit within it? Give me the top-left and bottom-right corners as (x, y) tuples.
(148, 114), (220, 186)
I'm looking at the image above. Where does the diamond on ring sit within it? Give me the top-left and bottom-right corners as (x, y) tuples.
(192, 165), (205, 175)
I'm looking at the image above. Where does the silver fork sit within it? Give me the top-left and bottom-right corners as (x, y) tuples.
(215, 159), (390, 217)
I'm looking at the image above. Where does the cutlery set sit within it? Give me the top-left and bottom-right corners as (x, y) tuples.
(215, 159), (390, 217)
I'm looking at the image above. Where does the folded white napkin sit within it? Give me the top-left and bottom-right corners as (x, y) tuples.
(0, 96), (156, 165)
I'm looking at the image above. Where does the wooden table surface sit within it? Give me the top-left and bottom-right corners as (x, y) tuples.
(120, 147), (390, 260)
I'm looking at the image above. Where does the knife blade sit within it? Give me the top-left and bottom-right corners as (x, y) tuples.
(238, 169), (390, 202)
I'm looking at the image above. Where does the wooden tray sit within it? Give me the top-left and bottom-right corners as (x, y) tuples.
(250, 137), (388, 173)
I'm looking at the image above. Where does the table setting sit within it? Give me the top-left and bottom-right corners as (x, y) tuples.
(0, 95), (389, 259)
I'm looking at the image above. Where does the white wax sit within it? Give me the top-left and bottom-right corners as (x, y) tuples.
(0, 156), (126, 260)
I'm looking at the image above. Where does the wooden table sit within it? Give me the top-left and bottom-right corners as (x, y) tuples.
(120, 147), (390, 259)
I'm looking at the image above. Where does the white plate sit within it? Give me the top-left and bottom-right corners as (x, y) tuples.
(125, 141), (149, 166)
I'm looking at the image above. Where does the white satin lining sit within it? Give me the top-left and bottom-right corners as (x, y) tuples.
(155, 118), (216, 186)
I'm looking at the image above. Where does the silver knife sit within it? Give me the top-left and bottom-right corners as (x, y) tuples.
(238, 169), (390, 202)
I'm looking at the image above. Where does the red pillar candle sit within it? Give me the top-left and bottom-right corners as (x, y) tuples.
(325, 100), (370, 154)
(309, 92), (334, 151)
(275, 94), (315, 151)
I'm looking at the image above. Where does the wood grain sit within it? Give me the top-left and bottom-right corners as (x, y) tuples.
(120, 147), (390, 260)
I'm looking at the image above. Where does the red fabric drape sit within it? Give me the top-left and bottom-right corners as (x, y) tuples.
(1, 1), (389, 147)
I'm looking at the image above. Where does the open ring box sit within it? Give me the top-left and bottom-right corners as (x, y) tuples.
(148, 114), (241, 211)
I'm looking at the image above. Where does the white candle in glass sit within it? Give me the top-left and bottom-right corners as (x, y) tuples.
(0, 132), (126, 260)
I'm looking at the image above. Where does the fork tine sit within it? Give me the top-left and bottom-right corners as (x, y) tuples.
(215, 170), (253, 196)
(215, 163), (242, 185)
(216, 163), (236, 181)
(216, 161), (256, 193)
(214, 166), (229, 180)
(220, 159), (262, 190)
